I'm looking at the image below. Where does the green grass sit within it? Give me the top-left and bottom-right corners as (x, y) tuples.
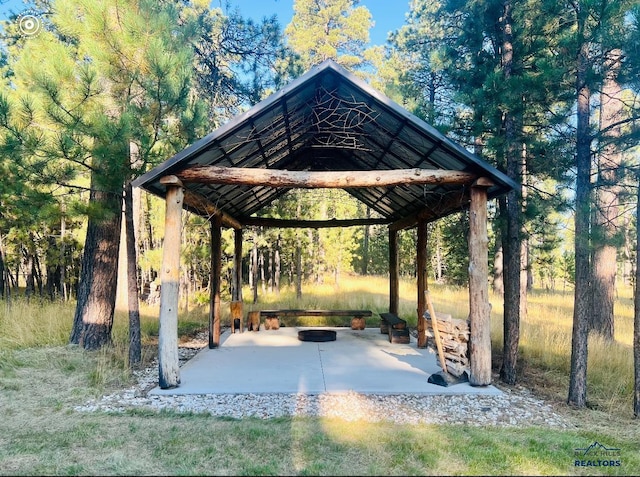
(0, 277), (639, 475)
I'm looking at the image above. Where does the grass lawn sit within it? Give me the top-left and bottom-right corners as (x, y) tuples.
(0, 276), (638, 476)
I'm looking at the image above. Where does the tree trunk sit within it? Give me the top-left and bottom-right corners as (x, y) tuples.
(60, 215), (68, 301)
(70, 186), (123, 350)
(233, 228), (243, 301)
(362, 207), (371, 275)
(634, 174), (640, 417)
(568, 29), (592, 408)
(125, 182), (142, 366)
(499, 0), (522, 386)
(493, 241), (504, 296)
(590, 49), (623, 341)
(251, 236), (258, 304)
(295, 236), (302, 300)
(24, 246), (35, 299)
(32, 242), (43, 296)
(259, 249), (266, 295)
(274, 244), (281, 295)
(433, 224), (444, 283)
(267, 247), (273, 293)
(0, 232), (6, 299)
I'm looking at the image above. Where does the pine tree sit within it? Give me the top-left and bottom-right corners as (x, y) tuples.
(285, 0), (373, 71)
(567, 0), (639, 407)
(0, 0), (205, 349)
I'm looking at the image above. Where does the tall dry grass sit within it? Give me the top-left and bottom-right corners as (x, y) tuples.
(0, 297), (209, 390)
(425, 284), (635, 416)
(0, 276), (635, 414)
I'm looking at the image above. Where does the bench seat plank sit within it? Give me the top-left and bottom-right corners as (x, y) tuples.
(258, 309), (372, 331)
(260, 309), (372, 317)
(379, 312), (406, 326)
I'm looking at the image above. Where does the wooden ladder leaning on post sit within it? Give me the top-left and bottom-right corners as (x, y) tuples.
(425, 288), (469, 386)
(425, 290), (448, 373)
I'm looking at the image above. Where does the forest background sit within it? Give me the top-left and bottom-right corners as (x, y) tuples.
(0, 0), (639, 415)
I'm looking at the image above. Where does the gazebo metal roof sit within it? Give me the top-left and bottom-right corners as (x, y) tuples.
(132, 59), (516, 225)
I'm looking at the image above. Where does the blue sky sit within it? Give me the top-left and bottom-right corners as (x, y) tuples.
(1, 0), (412, 46)
(221, 0), (412, 46)
(0, 0), (25, 19)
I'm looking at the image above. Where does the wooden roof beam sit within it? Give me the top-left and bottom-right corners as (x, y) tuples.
(176, 166), (477, 188)
(242, 217), (391, 228)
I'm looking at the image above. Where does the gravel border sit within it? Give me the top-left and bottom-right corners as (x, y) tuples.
(73, 333), (573, 428)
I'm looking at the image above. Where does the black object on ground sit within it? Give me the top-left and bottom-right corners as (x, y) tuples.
(298, 329), (337, 342)
(428, 370), (469, 387)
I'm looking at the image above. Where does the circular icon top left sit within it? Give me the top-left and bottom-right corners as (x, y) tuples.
(17, 10), (43, 37)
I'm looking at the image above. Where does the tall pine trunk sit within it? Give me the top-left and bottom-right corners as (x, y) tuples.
(634, 174), (640, 417)
(125, 182), (141, 366)
(499, 0), (522, 386)
(251, 236), (258, 304)
(362, 207), (370, 275)
(70, 185), (123, 350)
(568, 23), (592, 407)
(295, 237), (302, 299)
(274, 237), (281, 295)
(590, 49), (623, 341)
(0, 232), (6, 299)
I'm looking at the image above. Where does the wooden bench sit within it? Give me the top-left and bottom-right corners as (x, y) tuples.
(259, 309), (373, 330)
(379, 312), (410, 344)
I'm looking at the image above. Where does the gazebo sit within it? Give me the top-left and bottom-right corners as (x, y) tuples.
(132, 59), (516, 390)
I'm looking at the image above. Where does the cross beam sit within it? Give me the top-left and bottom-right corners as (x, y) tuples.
(176, 166), (478, 188)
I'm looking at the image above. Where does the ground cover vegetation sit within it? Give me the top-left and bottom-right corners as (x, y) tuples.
(0, 278), (639, 475)
(0, 0), (640, 474)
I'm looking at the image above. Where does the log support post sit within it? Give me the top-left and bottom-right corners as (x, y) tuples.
(158, 177), (183, 389)
(234, 228), (243, 302)
(389, 228), (399, 315)
(416, 219), (428, 348)
(468, 179), (493, 386)
(230, 228), (244, 333)
(209, 215), (222, 348)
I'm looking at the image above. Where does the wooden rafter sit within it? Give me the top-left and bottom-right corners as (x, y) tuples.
(161, 175), (242, 230)
(389, 190), (469, 232)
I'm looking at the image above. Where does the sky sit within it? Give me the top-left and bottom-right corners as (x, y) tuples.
(221, 0), (412, 46)
(0, 0), (413, 46)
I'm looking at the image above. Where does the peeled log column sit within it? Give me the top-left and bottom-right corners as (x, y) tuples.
(209, 215), (222, 348)
(234, 228), (243, 302)
(157, 178), (183, 389)
(468, 180), (493, 386)
(416, 219), (427, 348)
(389, 228), (399, 315)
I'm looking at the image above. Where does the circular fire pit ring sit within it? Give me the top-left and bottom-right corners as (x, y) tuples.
(298, 329), (337, 342)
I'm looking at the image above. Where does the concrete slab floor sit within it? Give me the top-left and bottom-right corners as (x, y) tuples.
(149, 327), (502, 396)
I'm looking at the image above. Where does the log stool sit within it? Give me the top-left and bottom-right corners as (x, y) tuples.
(264, 314), (280, 330)
(246, 310), (260, 332)
(230, 301), (243, 333)
(350, 315), (366, 330)
(389, 328), (410, 344)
